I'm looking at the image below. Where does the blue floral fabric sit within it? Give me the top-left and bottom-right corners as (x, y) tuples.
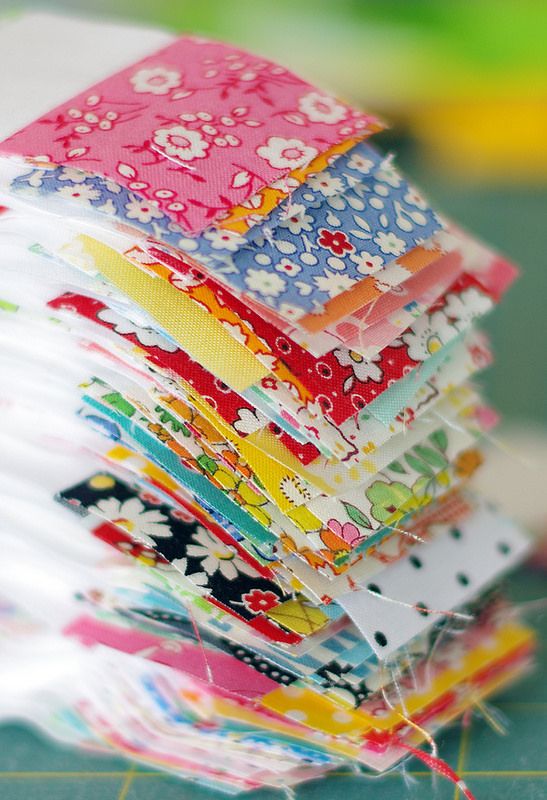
(229, 143), (442, 314)
(10, 141), (442, 318)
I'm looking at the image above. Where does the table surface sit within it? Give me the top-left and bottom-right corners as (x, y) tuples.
(0, 568), (544, 800)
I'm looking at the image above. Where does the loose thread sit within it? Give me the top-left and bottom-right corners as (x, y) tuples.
(356, 294), (383, 355)
(149, 144), (198, 171)
(187, 604), (214, 685)
(389, 663), (413, 722)
(261, 225), (277, 247)
(481, 430), (537, 470)
(436, 409), (537, 471)
(380, 522), (426, 544)
(424, 620), (453, 688)
(403, 645), (420, 693)
(432, 411), (470, 439)
(381, 682), (439, 759)
(399, 758), (418, 790)
(366, 587), (474, 622)
(473, 697), (508, 736)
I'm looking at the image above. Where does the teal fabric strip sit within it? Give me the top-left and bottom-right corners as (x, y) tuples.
(364, 333), (464, 426)
(82, 394), (278, 554)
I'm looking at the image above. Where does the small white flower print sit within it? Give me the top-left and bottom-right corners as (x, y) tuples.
(124, 196), (164, 224)
(373, 262), (411, 293)
(233, 406), (269, 436)
(374, 161), (402, 188)
(278, 302), (304, 320)
(278, 204), (314, 235)
(104, 179), (122, 194)
(56, 183), (100, 205)
(404, 187), (428, 210)
(347, 153), (375, 174)
(429, 229), (460, 253)
(89, 496), (172, 547)
(130, 67), (182, 95)
(298, 92), (347, 124)
(153, 125), (210, 161)
(313, 269), (357, 298)
(444, 287), (492, 331)
(373, 230), (406, 256)
(275, 258), (302, 277)
(202, 228), (246, 252)
(451, 235), (490, 271)
(57, 168), (88, 183)
(244, 268), (286, 298)
(333, 348), (383, 391)
(350, 250), (385, 275)
(256, 137), (318, 170)
(402, 310), (454, 361)
(306, 170), (344, 197)
(97, 307), (179, 352)
(23, 169), (47, 188)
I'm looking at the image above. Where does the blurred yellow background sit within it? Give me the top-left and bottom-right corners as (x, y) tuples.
(2, 0), (546, 424)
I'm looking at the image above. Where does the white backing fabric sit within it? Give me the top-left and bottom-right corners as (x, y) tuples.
(0, 13), (174, 140)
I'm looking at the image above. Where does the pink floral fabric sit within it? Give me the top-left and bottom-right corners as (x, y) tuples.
(0, 36), (380, 234)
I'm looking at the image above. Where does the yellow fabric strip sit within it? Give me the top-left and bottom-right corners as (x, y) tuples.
(184, 386), (328, 521)
(260, 623), (534, 738)
(210, 633), (531, 762)
(72, 235), (269, 392)
(121, 244), (317, 408)
(210, 697), (360, 760)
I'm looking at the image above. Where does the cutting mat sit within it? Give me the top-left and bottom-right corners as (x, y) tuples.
(0, 567), (544, 800)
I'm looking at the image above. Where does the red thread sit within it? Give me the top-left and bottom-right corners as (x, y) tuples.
(398, 742), (476, 800)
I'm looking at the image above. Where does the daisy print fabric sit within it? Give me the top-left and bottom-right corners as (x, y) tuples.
(57, 472), (301, 635)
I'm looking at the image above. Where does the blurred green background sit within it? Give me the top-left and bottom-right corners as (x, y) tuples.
(2, 0), (546, 423)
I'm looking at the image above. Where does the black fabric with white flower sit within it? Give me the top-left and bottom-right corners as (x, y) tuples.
(57, 473), (291, 623)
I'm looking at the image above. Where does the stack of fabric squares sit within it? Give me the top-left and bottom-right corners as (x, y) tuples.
(0, 13), (536, 797)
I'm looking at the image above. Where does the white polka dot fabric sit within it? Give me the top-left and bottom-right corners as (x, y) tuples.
(339, 505), (530, 659)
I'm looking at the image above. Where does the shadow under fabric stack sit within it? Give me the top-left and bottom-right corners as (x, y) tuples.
(0, 13), (536, 797)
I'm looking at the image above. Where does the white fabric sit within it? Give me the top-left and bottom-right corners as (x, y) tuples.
(339, 504), (530, 659)
(0, 12), (174, 140)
